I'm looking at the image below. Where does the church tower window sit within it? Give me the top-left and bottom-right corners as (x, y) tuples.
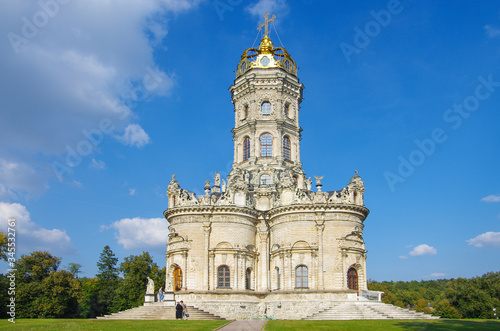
(295, 265), (308, 288)
(260, 174), (271, 185)
(283, 136), (291, 160)
(347, 267), (358, 290)
(261, 101), (271, 115)
(243, 137), (250, 161)
(218, 265), (230, 288)
(260, 134), (272, 157)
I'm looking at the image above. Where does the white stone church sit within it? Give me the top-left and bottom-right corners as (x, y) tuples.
(163, 14), (372, 320)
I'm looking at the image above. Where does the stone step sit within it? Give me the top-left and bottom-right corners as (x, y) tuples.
(97, 305), (224, 320)
(303, 302), (440, 320)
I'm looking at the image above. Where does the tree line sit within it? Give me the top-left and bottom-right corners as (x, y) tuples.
(368, 272), (500, 319)
(0, 243), (165, 319)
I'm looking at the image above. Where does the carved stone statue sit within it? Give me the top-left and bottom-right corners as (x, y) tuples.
(146, 277), (154, 294)
(314, 175), (324, 186)
(214, 171), (221, 186)
(221, 179), (227, 192)
(306, 177), (312, 191)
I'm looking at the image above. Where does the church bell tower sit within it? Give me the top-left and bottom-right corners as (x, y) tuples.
(229, 13), (306, 189)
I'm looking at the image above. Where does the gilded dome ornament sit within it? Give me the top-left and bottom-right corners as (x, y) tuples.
(236, 12), (298, 77)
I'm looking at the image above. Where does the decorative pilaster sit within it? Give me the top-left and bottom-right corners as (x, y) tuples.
(257, 224), (268, 291)
(203, 221), (212, 290)
(234, 252), (239, 289)
(316, 221), (325, 290)
(209, 252), (215, 290)
(182, 251), (188, 290)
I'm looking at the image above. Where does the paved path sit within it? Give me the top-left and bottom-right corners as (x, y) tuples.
(217, 320), (267, 331)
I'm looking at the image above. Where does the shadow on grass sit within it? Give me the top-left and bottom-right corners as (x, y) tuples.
(394, 319), (500, 331)
(264, 319), (500, 331)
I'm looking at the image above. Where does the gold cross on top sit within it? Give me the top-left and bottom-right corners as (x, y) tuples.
(258, 12), (276, 38)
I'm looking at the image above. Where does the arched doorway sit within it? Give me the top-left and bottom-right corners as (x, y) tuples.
(347, 267), (358, 290)
(173, 267), (182, 292)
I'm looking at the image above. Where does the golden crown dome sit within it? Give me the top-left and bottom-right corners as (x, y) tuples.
(236, 13), (298, 78)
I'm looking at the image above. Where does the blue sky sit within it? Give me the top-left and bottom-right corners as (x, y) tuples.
(1, 0), (499, 281)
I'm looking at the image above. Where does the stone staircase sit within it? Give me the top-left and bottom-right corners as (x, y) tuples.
(97, 303), (224, 320)
(304, 301), (440, 320)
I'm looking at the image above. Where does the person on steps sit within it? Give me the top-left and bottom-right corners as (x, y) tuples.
(175, 301), (183, 320)
(181, 300), (188, 319)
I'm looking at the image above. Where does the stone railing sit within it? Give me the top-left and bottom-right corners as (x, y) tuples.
(360, 290), (384, 301)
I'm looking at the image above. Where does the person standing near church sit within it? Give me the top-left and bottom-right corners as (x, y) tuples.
(158, 287), (164, 302)
(175, 301), (183, 319)
(181, 300), (188, 319)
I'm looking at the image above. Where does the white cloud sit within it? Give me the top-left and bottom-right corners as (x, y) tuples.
(0, 202), (75, 254)
(0, 0), (196, 195)
(409, 244), (437, 257)
(247, 0), (289, 21)
(467, 232), (500, 248)
(90, 158), (106, 170)
(106, 217), (169, 250)
(0, 159), (49, 198)
(399, 255), (408, 259)
(129, 188), (137, 196)
(430, 273), (447, 278)
(485, 25), (500, 38)
(481, 195), (500, 202)
(117, 124), (151, 148)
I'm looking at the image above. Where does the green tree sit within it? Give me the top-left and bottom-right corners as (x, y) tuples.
(67, 263), (82, 278)
(445, 277), (492, 318)
(94, 245), (120, 316)
(112, 251), (162, 312)
(16, 251), (60, 282)
(434, 299), (462, 319)
(0, 232), (8, 261)
(15, 251), (80, 318)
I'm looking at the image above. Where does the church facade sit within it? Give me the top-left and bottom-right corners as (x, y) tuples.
(164, 14), (370, 319)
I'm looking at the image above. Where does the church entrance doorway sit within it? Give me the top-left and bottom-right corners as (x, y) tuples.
(173, 267), (182, 292)
(347, 267), (358, 291)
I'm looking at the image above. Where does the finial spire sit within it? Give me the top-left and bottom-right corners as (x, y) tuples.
(257, 12), (276, 38)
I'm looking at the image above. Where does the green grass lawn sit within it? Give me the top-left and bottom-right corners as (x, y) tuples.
(2, 319), (500, 331)
(0, 319), (228, 331)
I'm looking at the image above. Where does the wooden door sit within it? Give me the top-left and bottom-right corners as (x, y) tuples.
(173, 268), (182, 292)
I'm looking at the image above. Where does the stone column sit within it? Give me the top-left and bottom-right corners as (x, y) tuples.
(286, 250), (293, 290)
(182, 251), (188, 290)
(233, 252), (239, 289)
(316, 222), (325, 290)
(257, 226), (268, 292)
(280, 252), (285, 290)
(209, 252), (215, 290)
(341, 251), (347, 289)
(203, 222), (211, 290)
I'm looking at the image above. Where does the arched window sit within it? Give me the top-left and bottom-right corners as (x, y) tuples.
(218, 265), (230, 288)
(245, 268), (252, 290)
(261, 102), (271, 115)
(260, 174), (271, 185)
(347, 267), (358, 290)
(243, 137), (250, 161)
(260, 134), (272, 157)
(283, 136), (291, 160)
(173, 267), (182, 292)
(295, 265), (308, 288)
